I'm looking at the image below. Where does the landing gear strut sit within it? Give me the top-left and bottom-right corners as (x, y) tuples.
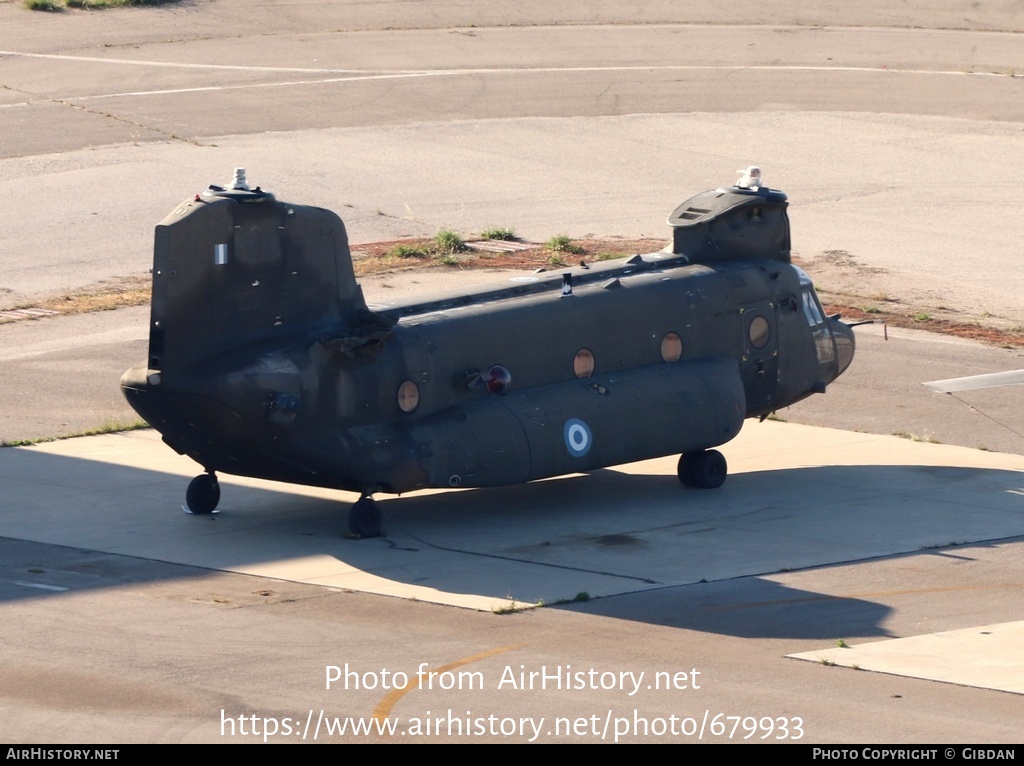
(186, 472), (220, 514)
(348, 495), (383, 538)
(677, 450), (727, 489)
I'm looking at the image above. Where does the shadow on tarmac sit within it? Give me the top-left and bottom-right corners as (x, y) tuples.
(2, 443), (1021, 638)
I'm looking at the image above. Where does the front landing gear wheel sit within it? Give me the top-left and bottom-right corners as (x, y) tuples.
(677, 450), (727, 489)
(348, 496), (383, 538)
(186, 472), (220, 514)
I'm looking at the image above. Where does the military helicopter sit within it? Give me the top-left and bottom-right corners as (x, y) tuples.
(121, 167), (855, 537)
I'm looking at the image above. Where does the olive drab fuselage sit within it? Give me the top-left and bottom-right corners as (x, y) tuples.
(121, 173), (854, 499)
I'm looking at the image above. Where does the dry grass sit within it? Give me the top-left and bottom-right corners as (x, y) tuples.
(820, 303), (1024, 348)
(350, 236), (664, 275)
(1, 417), (149, 447)
(25, 0), (179, 9)
(7, 242), (1024, 350)
(1, 275), (151, 324)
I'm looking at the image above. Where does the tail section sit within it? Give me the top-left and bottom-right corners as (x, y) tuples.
(122, 170), (369, 481)
(147, 172), (365, 377)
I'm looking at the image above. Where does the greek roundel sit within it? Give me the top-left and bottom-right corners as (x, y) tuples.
(563, 418), (592, 457)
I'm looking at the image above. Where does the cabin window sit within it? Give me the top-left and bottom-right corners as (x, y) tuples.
(397, 381), (420, 413)
(748, 316), (770, 349)
(661, 333), (683, 362)
(574, 349), (595, 379)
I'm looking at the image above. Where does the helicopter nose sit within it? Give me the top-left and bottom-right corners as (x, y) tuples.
(831, 319), (855, 378)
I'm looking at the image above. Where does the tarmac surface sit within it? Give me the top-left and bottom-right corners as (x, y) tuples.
(1, 0), (1023, 744)
(6, 424), (1024, 612)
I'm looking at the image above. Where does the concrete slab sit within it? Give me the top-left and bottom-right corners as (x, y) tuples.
(5, 112), (1024, 325)
(789, 621), (1024, 695)
(1, 422), (1021, 613)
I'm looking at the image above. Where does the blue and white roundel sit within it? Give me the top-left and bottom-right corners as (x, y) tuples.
(563, 418), (592, 457)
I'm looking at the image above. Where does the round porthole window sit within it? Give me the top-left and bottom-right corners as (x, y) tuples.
(661, 332), (683, 362)
(574, 348), (595, 379)
(749, 316), (770, 349)
(397, 380), (420, 413)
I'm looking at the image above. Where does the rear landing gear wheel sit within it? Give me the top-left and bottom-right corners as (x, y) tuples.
(348, 496), (383, 538)
(677, 450), (727, 489)
(677, 453), (696, 487)
(186, 472), (220, 514)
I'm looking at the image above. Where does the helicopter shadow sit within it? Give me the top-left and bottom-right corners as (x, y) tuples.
(1, 432), (1022, 639)
(377, 461), (1022, 586)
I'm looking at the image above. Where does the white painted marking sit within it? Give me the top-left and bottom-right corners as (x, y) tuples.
(14, 581), (69, 592)
(924, 369), (1024, 393)
(0, 48), (1014, 109)
(0, 50), (376, 74)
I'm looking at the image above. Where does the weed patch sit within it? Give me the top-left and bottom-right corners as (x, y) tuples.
(546, 234), (584, 255)
(434, 230), (467, 255)
(481, 227), (516, 241)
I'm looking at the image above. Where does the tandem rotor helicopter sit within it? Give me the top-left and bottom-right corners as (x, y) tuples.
(121, 167), (856, 537)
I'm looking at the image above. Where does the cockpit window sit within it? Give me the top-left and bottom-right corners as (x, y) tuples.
(802, 288), (825, 327)
(801, 286), (835, 364)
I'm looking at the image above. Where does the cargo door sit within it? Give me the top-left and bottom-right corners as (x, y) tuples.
(739, 302), (779, 415)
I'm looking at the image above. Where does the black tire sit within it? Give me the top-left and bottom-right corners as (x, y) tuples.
(690, 450), (727, 489)
(677, 453), (697, 487)
(186, 473), (220, 514)
(348, 496), (383, 538)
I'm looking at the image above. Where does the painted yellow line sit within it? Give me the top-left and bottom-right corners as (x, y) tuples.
(372, 644), (524, 722)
